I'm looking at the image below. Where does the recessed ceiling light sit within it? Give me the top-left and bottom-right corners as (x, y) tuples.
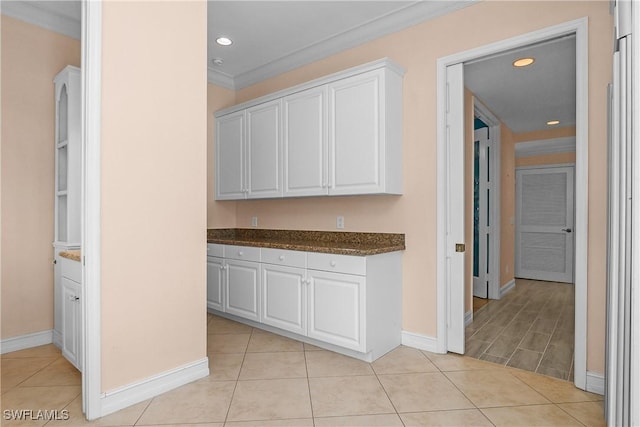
(547, 120), (560, 126)
(513, 57), (535, 67)
(216, 37), (232, 46)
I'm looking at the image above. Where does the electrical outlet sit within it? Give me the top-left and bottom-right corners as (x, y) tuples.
(336, 216), (345, 229)
(251, 216), (258, 227)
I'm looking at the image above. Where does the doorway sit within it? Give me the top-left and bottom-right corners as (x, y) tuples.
(436, 18), (588, 390)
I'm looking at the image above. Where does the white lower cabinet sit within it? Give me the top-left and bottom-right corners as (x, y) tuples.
(224, 259), (261, 322)
(261, 263), (306, 335)
(307, 269), (365, 352)
(206, 243), (402, 361)
(60, 257), (82, 371)
(206, 256), (224, 312)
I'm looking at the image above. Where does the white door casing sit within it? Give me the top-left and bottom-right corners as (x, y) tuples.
(515, 166), (575, 283)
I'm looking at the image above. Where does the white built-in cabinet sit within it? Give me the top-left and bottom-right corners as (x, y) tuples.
(261, 249), (307, 335)
(60, 257), (82, 370)
(206, 246), (224, 312)
(223, 246), (261, 321)
(53, 66), (81, 350)
(206, 243), (402, 362)
(214, 58), (404, 200)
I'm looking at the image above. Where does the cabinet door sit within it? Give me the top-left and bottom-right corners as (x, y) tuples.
(61, 277), (81, 369)
(215, 111), (245, 200)
(246, 100), (282, 198)
(225, 259), (260, 321)
(207, 256), (224, 312)
(261, 264), (306, 335)
(328, 70), (383, 195)
(283, 87), (328, 197)
(307, 270), (365, 352)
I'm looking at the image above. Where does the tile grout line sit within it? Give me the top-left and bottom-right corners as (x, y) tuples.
(220, 324), (253, 425)
(368, 356), (404, 425)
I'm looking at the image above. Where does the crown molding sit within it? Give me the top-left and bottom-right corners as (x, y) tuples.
(515, 136), (576, 158)
(207, 0), (476, 90)
(207, 67), (235, 90)
(1, 1), (80, 40)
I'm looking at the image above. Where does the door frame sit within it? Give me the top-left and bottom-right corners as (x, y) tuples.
(82, 0), (102, 419)
(473, 100), (501, 301)
(436, 18), (589, 390)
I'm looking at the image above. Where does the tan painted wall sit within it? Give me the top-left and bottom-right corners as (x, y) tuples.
(0, 16), (80, 339)
(100, 1), (207, 391)
(501, 125), (516, 289)
(516, 152), (577, 167)
(209, 1), (612, 374)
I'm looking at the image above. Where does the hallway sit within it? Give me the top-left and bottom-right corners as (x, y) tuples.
(466, 279), (575, 380)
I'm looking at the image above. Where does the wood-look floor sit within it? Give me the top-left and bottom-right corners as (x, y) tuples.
(466, 279), (575, 381)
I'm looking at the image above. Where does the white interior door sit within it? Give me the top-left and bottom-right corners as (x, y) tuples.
(473, 127), (490, 298)
(515, 166), (574, 283)
(445, 62), (466, 354)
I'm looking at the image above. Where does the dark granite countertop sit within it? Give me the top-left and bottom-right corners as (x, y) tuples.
(207, 229), (405, 256)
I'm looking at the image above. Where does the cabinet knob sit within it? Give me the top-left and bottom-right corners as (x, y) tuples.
(238, 251), (244, 256)
(330, 261), (336, 267)
(279, 255), (285, 261)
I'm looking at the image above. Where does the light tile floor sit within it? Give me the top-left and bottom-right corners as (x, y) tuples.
(1, 313), (604, 426)
(466, 279), (575, 381)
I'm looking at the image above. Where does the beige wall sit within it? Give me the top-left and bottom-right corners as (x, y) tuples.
(0, 16), (80, 339)
(500, 124), (516, 289)
(516, 152), (577, 168)
(101, 1), (207, 391)
(208, 1), (612, 374)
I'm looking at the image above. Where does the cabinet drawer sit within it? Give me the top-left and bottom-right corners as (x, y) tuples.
(261, 248), (306, 268)
(224, 245), (261, 262)
(307, 252), (365, 276)
(207, 243), (224, 258)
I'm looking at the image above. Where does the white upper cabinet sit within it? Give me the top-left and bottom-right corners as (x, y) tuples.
(214, 58), (404, 200)
(215, 111), (245, 200)
(283, 86), (328, 197)
(247, 100), (283, 198)
(328, 68), (402, 195)
(54, 66), (81, 245)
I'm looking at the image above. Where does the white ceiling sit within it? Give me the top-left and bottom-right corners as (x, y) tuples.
(207, 1), (474, 89)
(4, 0), (576, 134)
(465, 35), (576, 134)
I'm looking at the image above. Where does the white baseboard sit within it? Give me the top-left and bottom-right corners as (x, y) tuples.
(465, 310), (473, 326)
(401, 330), (444, 354)
(500, 279), (516, 298)
(53, 331), (62, 349)
(100, 357), (209, 418)
(586, 371), (605, 395)
(0, 330), (53, 354)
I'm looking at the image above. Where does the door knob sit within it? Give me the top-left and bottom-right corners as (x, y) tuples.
(562, 228), (572, 233)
